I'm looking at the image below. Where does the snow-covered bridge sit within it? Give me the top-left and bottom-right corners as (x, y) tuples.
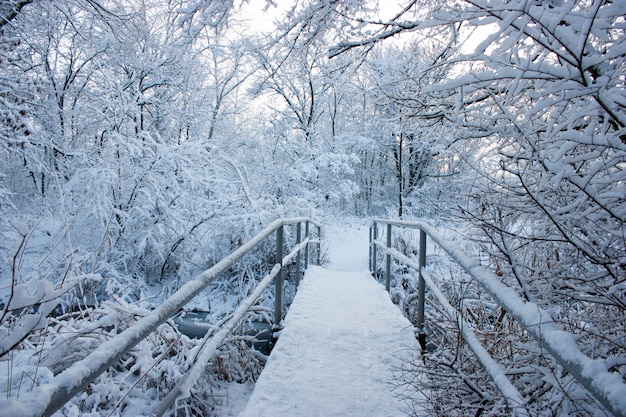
(240, 224), (419, 417)
(3, 219), (626, 417)
(239, 220), (626, 417)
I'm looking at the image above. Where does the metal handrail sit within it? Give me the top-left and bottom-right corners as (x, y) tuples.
(370, 219), (626, 417)
(3, 217), (321, 417)
(152, 237), (311, 416)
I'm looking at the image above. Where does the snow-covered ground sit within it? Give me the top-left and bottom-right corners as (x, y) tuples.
(324, 219), (371, 272)
(237, 220), (420, 416)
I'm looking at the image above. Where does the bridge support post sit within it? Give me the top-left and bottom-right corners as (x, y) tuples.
(304, 221), (310, 269)
(295, 222), (302, 287)
(385, 224), (392, 292)
(417, 229), (427, 352)
(316, 224), (321, 265)
(275, 225), (284, 327)
(372, 222), (378, 275)
(369, 226), (373, 271)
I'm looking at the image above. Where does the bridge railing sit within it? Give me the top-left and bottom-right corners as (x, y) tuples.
(370, 219), (626, 417)
(3, 217), (321, 417)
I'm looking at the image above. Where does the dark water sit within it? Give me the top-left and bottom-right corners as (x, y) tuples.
(173, 311), (271, 355)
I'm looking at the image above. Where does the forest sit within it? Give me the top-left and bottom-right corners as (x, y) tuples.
(1, 0), (624, 416)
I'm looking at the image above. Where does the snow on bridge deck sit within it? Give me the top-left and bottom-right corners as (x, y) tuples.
(239, 223), (421, 417)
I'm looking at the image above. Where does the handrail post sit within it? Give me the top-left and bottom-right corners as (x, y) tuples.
(275, 225), (284, 326)
(417, 228), (427, 352)
(369, 226), (373, 271)
(295, 222), (302, 287)
(372, 222), (378, 275)
(385, 223), (392, 292)
(316, 225), (321, 265)
(304, 221), (310, 269)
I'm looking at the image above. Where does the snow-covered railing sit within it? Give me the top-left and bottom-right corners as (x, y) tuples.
(3, 218), (321, 417)
(370, 219), (626, 417)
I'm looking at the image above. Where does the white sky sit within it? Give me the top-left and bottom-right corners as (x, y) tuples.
(234, 0), (290, 34)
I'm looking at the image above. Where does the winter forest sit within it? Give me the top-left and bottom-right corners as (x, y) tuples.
(1, 0), (625, 416)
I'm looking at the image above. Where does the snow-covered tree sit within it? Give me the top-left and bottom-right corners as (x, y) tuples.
(317, 0), (626, 414)
(1, 1), (278, 414)
(2, 0), (624, 415)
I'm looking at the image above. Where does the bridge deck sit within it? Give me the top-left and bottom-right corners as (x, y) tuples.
(240, 225), (420, 416)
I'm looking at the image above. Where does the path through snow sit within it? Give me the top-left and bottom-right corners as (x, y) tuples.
(239, 221), (420, 416)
